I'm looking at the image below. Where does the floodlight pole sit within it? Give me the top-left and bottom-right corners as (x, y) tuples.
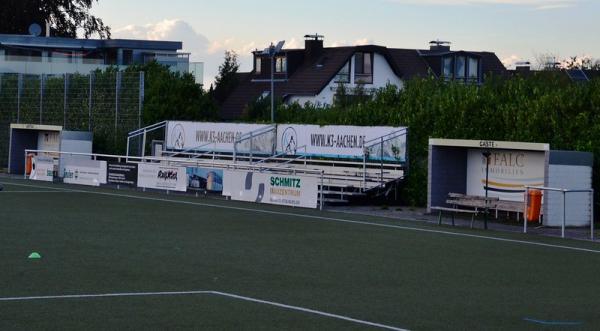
(483, 150), (492, 230)
(270, 44), (275, 123)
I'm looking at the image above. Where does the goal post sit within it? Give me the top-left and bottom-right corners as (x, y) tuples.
(524, 186), (595, 241)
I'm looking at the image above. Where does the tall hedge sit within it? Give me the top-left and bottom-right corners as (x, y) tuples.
(263, 73), (600, 208)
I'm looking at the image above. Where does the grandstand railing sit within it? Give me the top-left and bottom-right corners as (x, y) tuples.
(362, 128), (408, 189)
(126, 121), (167, 158)
(233, 125), (277, 164)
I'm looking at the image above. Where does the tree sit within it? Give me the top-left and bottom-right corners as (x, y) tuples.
(0, 0), (110, 39)
(212, 51), (240, 104)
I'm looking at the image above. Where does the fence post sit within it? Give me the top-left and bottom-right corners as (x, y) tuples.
(115, 71), (121, 142)
(63, 73), (69, 127)
(138, 71), (144, 129)
(17, 73), (23, 123)
(89, 72), (94, 131)
(523, 187), (529, 234)
(39, 74), (44, 124)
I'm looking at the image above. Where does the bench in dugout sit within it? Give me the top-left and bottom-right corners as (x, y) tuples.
(431, 193), (499, 228)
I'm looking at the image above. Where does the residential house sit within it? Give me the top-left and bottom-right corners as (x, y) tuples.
(220, 35), (506, 119)
(0, 34), (203, 84)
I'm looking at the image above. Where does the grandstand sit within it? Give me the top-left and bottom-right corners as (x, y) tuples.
(126, 121), (408, 205)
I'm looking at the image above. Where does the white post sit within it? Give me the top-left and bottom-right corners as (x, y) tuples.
(524, 187), (529, 234)
(320, 170), (324, 211)
(591, 189), (595, 241)
(562, 190), (567, 239)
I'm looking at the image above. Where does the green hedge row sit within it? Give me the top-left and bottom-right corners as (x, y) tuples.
(258, 73), (600, 207)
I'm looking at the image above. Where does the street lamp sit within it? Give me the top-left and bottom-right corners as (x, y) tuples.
(261, 40), (285, 123)
(482, 150), (492, 230)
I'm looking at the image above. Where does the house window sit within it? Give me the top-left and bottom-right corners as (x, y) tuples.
(443, 56), (454, 79)
(456, 56), (466, 80)
(275, 56), (287, 73)
(354, 52), (373, 84)
(335, 62), (350, 83)
(443, 55), (480, 83)
(255, 57), (262, 74)
(5, 49), (42, 62)
(122, 50), (133, 65)
(468, 58), (479, 81)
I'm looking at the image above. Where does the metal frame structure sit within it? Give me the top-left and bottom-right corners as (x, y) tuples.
(524, 186), (595, 240)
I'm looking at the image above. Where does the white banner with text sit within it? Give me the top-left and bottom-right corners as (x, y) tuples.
(276, 124), (407, 161)
(30, 156), (55, 182)
(166, 121), (274, 154)
(62, 159), (107, 187)
(137, 163), (187, 192)
(466, 149), (546, 202)
(223, 170), (319, 209)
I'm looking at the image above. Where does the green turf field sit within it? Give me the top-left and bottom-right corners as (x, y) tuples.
(1, 178), (600, 330)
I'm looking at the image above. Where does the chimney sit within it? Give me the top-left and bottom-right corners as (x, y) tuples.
(429, 40), (451, 52)
(515, 61), (531, 72)
(304, 34), (324, 60)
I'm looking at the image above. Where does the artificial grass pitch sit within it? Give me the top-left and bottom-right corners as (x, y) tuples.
(1, 178), (599, 330)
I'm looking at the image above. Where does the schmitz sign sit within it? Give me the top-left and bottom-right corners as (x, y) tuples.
(223, 170), (319, 209)
(63, 159), (108, 187)
(137, 163), (187, 192)
(166, 121), (274, 154)
(466, 149), (545, 202)
(276, 124), (407, 161)
(30, 156), (54, 182)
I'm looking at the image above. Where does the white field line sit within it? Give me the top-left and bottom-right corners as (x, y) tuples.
(2, 181), (600, 255)
(0, 190), (73, 193)
(0, 290), (408, 331)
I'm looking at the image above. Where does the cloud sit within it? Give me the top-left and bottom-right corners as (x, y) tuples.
(501, 55), (522, 68)
(386, 0), (579, 10)
(330, 38), (375, 47)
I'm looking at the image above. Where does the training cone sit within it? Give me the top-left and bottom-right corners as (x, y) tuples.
(28, 252), (41, 259)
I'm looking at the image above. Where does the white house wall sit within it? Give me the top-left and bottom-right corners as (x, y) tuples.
(287, 53), (404, 107)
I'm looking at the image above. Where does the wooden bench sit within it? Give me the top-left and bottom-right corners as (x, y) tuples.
(430, 206), (479, 227)
(433, 193), (499, 228)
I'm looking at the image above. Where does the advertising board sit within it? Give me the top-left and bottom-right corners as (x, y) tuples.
(276, 124), (407, 161)
(63, 159), (107, 187)
(466, 149), (546, 202)
(137, 163), (187, 192)
(107, 162), (138, 186)
(223, 170), (319, 209)
(30, 156), (54, 182)
(187, 167), (223, 192)
(166, 121), (274, 154)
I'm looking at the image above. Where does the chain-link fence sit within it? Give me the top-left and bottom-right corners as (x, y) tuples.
(0, 71), (144, 169)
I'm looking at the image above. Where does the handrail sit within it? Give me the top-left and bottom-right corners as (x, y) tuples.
(162, 141), (217, 158)
(363, 129), (408, 149)
(256, 145), (308, 165)
(127, 121), (167, 137)
(363, 128), (408, 147)
(235, 124), (276, 141)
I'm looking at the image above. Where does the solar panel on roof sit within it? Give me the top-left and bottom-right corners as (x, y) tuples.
(566, 69), (589, 82)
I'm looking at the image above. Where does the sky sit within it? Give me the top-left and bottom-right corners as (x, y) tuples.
(92, 0), (600, 86)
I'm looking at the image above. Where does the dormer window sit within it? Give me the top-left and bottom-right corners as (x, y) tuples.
(275, 56), (287, 73)
(354, 52), (373, 84)
(334, 62), (350, 83)
(442, 54), (480, 83)
(255, 57), (262, 74)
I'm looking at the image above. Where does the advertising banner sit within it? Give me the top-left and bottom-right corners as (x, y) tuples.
(166, 121), (274, 154)
(63, 159), (107, 187)
(223, 170), (319, 209)
(276, 124), (407, 161)
(187, 167), (223, 192)
(466, 149), (545, 202)
(30, 156), (54, 182)
(107, 162), (138, 186)
(137, 163), (187, 192)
